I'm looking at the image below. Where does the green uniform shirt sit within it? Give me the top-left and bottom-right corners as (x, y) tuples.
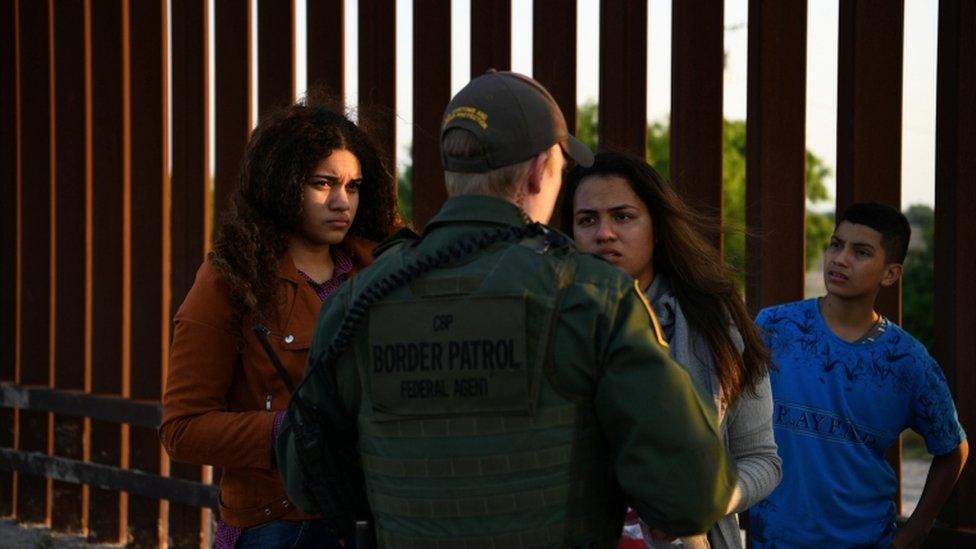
(277, 195), (736, 545)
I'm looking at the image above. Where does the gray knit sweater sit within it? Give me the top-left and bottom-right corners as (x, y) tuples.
(643, 275), (782, 549)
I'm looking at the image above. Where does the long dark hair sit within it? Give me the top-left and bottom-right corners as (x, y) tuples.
(210, 95), (400, 323)
(560, 151), (770, 405)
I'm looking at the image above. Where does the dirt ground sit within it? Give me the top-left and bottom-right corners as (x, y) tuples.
(0, 520), (118, 549)
(0, 459), (931, 548)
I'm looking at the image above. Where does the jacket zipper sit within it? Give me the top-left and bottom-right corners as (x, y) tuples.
(265, 394), (272, 411)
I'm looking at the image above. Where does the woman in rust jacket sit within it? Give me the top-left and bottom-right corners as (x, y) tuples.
(161, 98), (399, 549)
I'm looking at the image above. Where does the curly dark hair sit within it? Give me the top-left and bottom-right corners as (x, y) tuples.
(561, 151), (771, 406)
(210, 97), (400, 323)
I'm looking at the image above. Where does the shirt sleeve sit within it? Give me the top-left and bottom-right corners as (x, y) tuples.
(911, 356), (967, 456)
(724, 373), (782, 514)
(594, 283), (737, 537)
(754, 308), (773, 345)
(160, 267), (278, 469)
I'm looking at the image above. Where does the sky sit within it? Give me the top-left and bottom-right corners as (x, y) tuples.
(286, 0), (938, 210)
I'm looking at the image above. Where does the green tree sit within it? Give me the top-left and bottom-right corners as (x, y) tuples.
(805, 210), (835, 274)
(695, 120), (833, 278)
(646, 121), (671, 178)
(905, 203), (934, 228)
(902, 204), (934, 352)
(719, 120), (748, 278)
(574, 103), (832, 284)
(397, 148), (414, 225)
(575, 102), (599, 153)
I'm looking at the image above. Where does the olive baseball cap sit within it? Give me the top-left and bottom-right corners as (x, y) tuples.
(440, 70), (594, 173)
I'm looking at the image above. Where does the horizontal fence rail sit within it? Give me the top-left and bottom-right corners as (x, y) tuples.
(0, 383), (161, 428)
(0, 450), (217, 510)
(0, 0), (973, 547)
(0, 382), (218, 509)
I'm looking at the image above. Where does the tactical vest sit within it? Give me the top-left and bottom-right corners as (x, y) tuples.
(352, 236), (625, 548)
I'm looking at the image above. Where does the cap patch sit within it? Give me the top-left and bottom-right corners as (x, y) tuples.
(444, 106), (488, 130)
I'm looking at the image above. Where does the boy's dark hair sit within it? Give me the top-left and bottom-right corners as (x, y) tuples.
(837, 202), (911, 264)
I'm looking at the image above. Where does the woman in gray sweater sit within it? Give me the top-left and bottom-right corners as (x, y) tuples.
(562, 151), (782, 549)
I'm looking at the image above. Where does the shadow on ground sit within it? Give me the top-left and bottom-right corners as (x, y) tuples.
(0, 519), (120, 549)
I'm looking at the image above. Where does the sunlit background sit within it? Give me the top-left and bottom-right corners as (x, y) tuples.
(201, 0), (941, 211)
(202, 0), (940, 517)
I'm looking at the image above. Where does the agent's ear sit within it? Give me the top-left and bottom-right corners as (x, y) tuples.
(880, 263), (903, 288)
(525, 152), (549, 195)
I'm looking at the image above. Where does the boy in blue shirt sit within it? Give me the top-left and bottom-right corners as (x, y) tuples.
(748, 203), (968, 548)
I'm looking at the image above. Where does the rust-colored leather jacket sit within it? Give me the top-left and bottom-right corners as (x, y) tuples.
(160, 241), (372, 526)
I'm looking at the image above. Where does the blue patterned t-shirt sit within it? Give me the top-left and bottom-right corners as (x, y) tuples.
(748, 299), (965, 548)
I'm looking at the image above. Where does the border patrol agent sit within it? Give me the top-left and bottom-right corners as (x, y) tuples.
(277, 71), (736, 548)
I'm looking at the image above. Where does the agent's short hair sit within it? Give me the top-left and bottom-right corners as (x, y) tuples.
(837, 202), (911, 264)
(442, 128), (536, 197)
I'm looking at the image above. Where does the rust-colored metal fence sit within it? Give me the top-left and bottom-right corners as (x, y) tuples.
(1, 0), (973, 547)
